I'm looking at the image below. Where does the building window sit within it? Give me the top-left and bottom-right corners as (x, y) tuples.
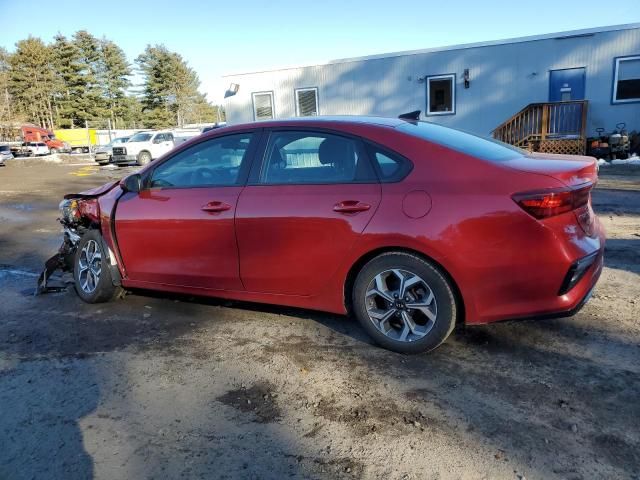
(613, 55), (640, 103)
(426, 74), (455, 115)
(295, 87), (319, 116)
(252, 91), (275, 120)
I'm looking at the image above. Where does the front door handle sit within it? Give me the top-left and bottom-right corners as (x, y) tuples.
(201, 201), (232, 213)
(333, 200), (371, 214)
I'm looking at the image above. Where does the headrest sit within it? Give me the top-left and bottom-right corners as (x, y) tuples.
(318, 137), (351, 166)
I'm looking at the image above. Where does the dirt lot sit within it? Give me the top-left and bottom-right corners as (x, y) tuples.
(0, 160), (638, 480)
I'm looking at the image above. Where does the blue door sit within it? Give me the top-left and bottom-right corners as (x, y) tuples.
(549, 68), (586, 101)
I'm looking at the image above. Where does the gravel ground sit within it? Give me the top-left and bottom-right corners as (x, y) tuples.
(0, 160), (638, 480)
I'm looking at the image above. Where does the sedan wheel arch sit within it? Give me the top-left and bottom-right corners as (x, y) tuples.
(343, 246), (466, 325)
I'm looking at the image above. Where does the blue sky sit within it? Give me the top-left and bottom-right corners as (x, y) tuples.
(1, 0), (638, 103)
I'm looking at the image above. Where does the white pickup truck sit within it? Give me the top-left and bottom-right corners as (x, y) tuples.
(112, 131), (175, 166)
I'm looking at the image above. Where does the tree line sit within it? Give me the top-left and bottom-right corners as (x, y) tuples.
(0, 31), (223, 130)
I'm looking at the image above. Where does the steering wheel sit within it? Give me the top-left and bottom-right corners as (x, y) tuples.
(192, 167), (222, 185)
(150, 178), (173, 188)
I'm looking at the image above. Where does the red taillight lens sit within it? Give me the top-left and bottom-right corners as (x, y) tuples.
(78, 198), (100, 223)
(513, 184), (592, 219)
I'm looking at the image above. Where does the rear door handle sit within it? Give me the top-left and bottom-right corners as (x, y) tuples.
(333, 200), (371, 214)
(201, 201), (232, 213)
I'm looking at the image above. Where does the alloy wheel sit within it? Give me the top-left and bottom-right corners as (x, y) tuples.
(365, 269), (437, 342)
(77, 239), (102, 293)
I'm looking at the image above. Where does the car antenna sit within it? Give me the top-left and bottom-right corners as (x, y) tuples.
(398, 110), (421, 121)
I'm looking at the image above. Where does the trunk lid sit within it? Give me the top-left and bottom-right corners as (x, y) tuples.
(506, 153), (599, 236)
(504, 152), (597, 187)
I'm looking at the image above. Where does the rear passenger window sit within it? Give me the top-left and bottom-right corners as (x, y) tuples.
(260, 131), (376, 185)
(367, 146), (412, 182)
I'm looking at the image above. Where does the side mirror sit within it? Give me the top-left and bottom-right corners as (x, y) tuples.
(121, 174), (142, 193)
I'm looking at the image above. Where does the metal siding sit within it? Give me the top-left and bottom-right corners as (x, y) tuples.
(225, 28), (640, 136)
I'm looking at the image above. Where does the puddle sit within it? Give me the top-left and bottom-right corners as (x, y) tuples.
(0, 203), (37, 223)
(6, 203), (34, 211)
(0, 266), (38, 278)
(0, 209), (29, 223)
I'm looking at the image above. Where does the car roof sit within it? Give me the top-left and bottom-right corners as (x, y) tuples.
(220, 116), (407, 131)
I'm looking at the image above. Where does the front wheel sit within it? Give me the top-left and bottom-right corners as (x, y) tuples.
(73, 230), (121, 303)
(137, 151), (152, 166)
(352, 252), (457, 354)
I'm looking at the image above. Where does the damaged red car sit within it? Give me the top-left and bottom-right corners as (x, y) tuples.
(38, 116), (605, 353)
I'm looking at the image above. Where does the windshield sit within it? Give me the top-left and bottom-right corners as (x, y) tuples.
(106, 137), (128, 147)
(397, 121), (525, 162)
(0, 145), (9, 152)
(128, 133), (152, 142)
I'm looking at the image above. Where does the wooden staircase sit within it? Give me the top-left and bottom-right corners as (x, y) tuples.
(492, 100), (588, 155)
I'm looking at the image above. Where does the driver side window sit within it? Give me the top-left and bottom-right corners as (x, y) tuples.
(150, 133), (254, 188)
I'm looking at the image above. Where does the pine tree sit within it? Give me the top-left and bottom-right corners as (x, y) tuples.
(8, 37), (57, 129)
(97, 39), (131, 128)
(0, 47), (15, 124)
(51, 34), (84, 127)
(136, 44), (216, 128)
(71, 30), (105, 123)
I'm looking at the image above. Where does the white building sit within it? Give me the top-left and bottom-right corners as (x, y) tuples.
(223, 23), (640, 143)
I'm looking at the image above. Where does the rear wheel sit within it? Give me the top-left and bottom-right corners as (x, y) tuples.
(352, 252), (457, 354)
(137, 151), (152, 166)
(73, 230), (121, 303)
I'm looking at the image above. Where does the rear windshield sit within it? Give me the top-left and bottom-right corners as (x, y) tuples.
(0, 146), (9, 152)
(397, 121), (524, 162)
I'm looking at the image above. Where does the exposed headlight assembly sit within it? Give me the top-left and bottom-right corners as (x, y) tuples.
(59, 199), (80, 224)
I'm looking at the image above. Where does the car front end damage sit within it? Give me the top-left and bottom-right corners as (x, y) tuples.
(35, 181), (122, 295)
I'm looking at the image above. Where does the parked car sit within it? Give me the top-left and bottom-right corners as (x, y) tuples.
(112, 131), (175, 166)
(38, 116), (604, 353)
(24, 142), (50, 156)
(94, 136), (131, 165)
(0, 145), (13, 165)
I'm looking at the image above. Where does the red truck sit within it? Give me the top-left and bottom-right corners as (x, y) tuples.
(20, 125), (68, 153)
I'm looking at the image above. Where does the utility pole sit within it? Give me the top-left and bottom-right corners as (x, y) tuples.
(85, 120), (90, 153)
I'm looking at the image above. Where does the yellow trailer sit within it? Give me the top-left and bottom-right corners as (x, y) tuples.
(54, 128), (98, 152)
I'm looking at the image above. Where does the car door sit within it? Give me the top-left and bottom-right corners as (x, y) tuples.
(235, 129), (381, 295)
(150, 133), (165, 158)
(165, 133), (175, 152)
(115, 131), (259, 290)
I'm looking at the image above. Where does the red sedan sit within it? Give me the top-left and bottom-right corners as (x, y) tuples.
(40, 116), (605, 353)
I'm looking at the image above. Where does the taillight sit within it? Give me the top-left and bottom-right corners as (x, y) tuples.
(513, 184), (592, 219)
(78, 198), (100, 223)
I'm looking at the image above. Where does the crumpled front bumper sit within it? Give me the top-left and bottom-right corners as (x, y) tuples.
(35, 228), (80, 295)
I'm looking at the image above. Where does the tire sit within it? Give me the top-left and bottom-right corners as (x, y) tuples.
(73, 230), (121, 303)
(137, 151), (152, 166)
(352, 252), (457, 354)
